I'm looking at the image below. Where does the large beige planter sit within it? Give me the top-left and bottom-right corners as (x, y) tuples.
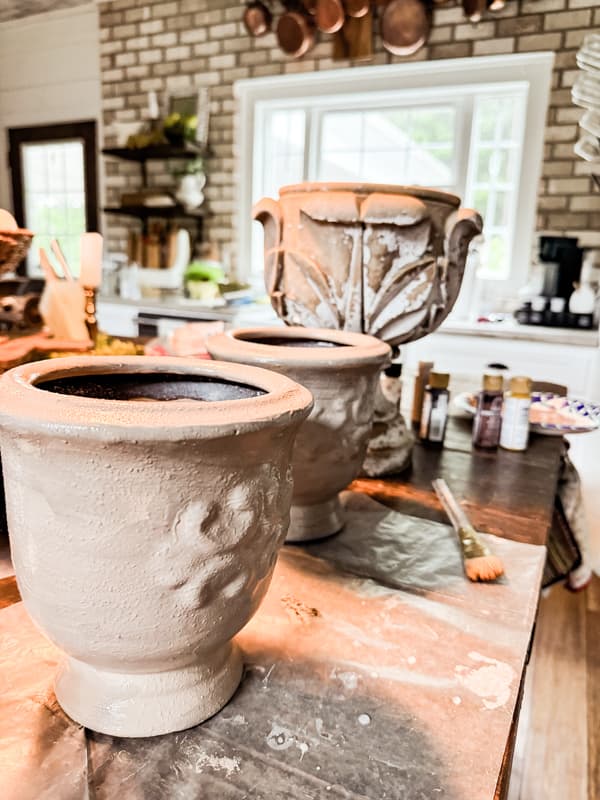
(0, 356), (312, 737)
(207, 327), (390, 541)
(254, 182), (483, 347)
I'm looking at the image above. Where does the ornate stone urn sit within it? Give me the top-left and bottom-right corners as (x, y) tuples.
(254, 182), (483, 475)
(0, 356), (312, 737)
(254, 182), (483, 347)
(207, 327), (390, 541)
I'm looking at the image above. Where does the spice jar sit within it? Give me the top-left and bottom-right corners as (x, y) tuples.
(472, 373), (503, 450)
(500, 376), (532, 451)
(419, 371), (450, 446)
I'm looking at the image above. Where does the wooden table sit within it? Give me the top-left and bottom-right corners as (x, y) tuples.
(353, 417), (563, 547)
(0, 420), (564, 800)
(356, 417), (564, 799)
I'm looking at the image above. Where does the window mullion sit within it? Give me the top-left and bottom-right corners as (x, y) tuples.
(456, 94), (474, 202)
(307, 107), (322, 181)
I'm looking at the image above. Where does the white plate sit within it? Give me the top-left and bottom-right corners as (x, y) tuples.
(453, 392), (600, 435)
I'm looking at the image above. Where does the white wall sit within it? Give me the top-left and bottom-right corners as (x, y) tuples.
(0, 2), (101, 215)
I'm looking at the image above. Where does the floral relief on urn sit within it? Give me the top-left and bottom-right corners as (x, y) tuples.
(254, 182), (483, 348)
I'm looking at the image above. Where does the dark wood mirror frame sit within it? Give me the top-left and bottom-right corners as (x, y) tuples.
(8, 120), (99, 274)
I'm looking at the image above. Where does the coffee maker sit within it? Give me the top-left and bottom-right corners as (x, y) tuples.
(515, 235), (592, 328)
(538, 235), (583, 303)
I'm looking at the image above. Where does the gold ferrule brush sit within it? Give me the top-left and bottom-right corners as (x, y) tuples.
(455, 522), (492, 561)
(432, 477), (504, 582)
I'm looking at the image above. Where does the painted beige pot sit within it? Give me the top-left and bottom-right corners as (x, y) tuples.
(207, 327), (390, 542)
(254, 182), (483, 347)
(0, 356), (312, 737)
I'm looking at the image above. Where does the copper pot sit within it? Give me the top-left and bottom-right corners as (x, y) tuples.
(243, 1), (272, 36)
(277, 10), (316, 57)
(381, 0), (431, 56)
(316, 0), (345, 33)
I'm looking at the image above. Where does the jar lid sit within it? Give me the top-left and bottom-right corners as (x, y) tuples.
(483, 373), (503, 392)
(429, 371), (449, 389)
(509, 376), (532, 394)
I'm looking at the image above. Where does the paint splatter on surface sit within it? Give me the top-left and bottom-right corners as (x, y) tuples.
(266, 723), (311, 760)
(455, 652), (515, 711)
(193, 751), (240, 777)
(280, 594), (320, 623)
(330, 668), (358, 691)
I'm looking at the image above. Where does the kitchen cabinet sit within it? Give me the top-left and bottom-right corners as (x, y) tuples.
(97, 297), (280, 339)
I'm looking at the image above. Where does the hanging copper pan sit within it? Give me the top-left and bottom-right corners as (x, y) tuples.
(343, 0), (370, 18)
(243, 1), (273, 36)
(381, 0), (431, 57)
(277, 9), (316, 57)
(316, 0), (346, 34)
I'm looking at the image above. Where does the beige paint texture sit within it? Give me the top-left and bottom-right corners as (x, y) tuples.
(207, 327), (390, 542)
(0, 355), (312, 737)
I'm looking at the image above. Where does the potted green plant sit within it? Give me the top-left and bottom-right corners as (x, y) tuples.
(184, 258), (224, 303)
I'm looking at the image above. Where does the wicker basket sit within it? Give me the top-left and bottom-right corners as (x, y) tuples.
(0, 230), (34, 274)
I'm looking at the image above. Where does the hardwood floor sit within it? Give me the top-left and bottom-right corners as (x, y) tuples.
(508, 576), (600, 800)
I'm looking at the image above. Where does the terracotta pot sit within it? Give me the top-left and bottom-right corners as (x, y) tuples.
(253, 182), (482, 347)
(207, 327), (390, 542)
(0, 356), (312, 736)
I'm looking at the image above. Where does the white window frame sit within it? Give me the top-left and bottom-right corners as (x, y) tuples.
(235, 53), (554, 296)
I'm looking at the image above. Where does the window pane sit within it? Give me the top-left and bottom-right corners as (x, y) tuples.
(257, 109), (305, 201)
(252, 108), (307, 278)
(22, 139), (87, 274)
(466, 93), (525, 279)
(321, 111), (363, 152)
(317, 105), (456, 188)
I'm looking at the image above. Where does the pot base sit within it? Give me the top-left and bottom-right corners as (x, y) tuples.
(54, 642), (243, 737)
(287, 496), (344, 542)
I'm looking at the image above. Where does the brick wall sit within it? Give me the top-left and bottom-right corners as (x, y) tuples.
(98, 0), (600, 272)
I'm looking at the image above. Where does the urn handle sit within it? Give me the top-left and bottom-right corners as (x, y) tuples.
(446, 207), (483, 267)
(253, 197), (283, 297)
(442, 207), (483, 319)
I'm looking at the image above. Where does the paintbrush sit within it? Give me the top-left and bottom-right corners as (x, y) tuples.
(432, 478), (504, 582)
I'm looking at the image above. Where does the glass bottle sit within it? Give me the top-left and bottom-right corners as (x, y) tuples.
(419, 372), (450, 446)
(472, 374), (503, 450)
(499, 376), (532, 452)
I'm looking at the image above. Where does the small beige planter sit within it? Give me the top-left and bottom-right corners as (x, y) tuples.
(207, 327), (390, 542)
(0, 356), (312, 737)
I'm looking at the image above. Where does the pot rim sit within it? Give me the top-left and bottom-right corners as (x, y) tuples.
(278, 182), (460, 207)
(207, 326), (391, 369)
(0, 355), (313, 441)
